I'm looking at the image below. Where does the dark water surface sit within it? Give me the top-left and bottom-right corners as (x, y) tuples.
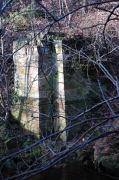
(29, 162), (117, 180)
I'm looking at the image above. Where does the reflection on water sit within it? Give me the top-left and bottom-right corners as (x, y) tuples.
(30, 162), (116, 180)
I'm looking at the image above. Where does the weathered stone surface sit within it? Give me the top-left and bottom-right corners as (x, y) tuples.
(54, 40), (66, 142)
(13, 42), (39, 98)
(13, 40), (39, 135)
(12, 98), (39, 135)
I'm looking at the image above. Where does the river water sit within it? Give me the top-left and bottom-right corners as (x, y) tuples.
(30, 162), (117, 180)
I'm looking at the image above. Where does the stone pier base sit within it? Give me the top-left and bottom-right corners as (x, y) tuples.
(12, 98), (39, 136)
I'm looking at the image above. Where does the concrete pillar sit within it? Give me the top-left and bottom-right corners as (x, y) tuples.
(54, 40), (67, 142)
(13, 40), (39, 136)
(38, 46), (54, 136)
